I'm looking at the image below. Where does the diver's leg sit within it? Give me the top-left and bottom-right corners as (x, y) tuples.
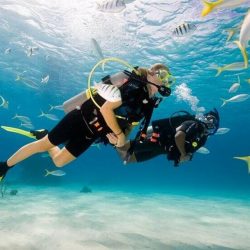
(50, 134), (96, 167)
(48, 147), (76, 167)
(7, 135), (55, 167)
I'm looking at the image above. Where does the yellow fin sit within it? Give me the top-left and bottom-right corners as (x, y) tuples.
(234, 156), (250, 173)
(226, 29), (237, 42)
(215, 66), (223, 77)
(201, 0), (224, 17)
(234, 41), (248, 69)
(1, 126), (36, 139)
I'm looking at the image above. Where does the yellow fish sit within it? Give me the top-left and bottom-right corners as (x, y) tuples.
(245, 78), (250, 84)
(201, 0), (246, 17)
(215, 62), (245, 77)
(234, 11), (250, 68)
(234, 156), (250, 173)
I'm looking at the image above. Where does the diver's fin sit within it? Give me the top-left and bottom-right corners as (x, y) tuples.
(1, 126), (36, 139)
(0, 162), (11, 182)
(234, 41), (248, 69)
(201, 0), (223, 17)
(234, 156), (250, 173)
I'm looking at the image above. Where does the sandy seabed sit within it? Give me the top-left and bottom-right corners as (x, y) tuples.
(0, 186), (249, 250)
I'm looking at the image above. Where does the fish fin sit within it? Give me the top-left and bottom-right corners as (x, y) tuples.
(215, 66), (223, 77)
(234, 41), (248, 69)
(234, 156), (250, 173)
(49, 104), (53, 111)
(45, 169), (50, 177)
(1, 126), (36, 139)
(201, 0), (223, 17)
(38, 110), (44, 117)
(226, 29), (237, 42)
(220, 98), (227, 107)
(12, 114), (17, 119)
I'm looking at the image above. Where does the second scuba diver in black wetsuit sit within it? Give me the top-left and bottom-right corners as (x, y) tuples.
(107, 109), (220, 166)
(0, 63), (175, 181)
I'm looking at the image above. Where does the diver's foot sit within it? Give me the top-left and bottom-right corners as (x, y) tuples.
(30, 129), (48, 140)
(0, 162), (11, 181)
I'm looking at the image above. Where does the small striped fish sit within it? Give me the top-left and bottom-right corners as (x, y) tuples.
(96, 0), (126, 13)
(96, 83), (121, 102)
(173, 23), (197, 37)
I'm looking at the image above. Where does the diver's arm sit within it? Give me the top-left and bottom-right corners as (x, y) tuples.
(175, 130), (187, 156)
(175, 128), (191, 163)
(100, 100), (126, 147)
(106, 133), (135, 163)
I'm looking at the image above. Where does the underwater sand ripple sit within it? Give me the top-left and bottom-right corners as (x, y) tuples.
(0, 187), (249, 250)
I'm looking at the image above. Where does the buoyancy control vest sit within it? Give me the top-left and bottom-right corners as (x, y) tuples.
(63, 69), (160, 135)
(151, 112), (208, 166)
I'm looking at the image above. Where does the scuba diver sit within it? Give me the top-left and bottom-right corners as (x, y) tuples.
(0, 62), (175, 181)
(106, 109), (220, 166)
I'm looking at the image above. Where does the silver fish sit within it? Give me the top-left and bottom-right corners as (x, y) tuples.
(91, 38), (104, 59)
(49, 104), (64, 111)
(4, 48), (11, 54)
(0, 95), (9, 109)
(45, 169), (66, 177)
(228, 76), (240, 93)
(15, 75), (39, 90)
(38, 111), (59, 121)
(41, 75), (49, 84)
(197, 147), (210, 154)
(221, 94), (249, 107)
(20, 123), (34, 130)
(215, 128), (230, 135)
(96, 0), (126, 13)
(12, 114), (32, 124)
(173, 22), (197, 37)
(26, 46), (39, 57)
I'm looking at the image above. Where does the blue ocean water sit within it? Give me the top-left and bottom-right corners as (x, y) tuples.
(0, 1), (250, 249)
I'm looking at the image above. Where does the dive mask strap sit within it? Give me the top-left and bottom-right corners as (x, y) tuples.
(123, 70), (171, 97)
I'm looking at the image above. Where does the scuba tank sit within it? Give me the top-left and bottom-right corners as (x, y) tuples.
(63, 90), (90, 113)
(62, 72), (130, 114)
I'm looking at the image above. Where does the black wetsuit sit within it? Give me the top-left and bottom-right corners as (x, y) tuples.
(132, 115), (208, 166)
(48, 73), (158, 157)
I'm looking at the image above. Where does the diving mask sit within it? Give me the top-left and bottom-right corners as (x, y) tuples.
(155, 69), (175, 88)
(199, 115), (218, 135)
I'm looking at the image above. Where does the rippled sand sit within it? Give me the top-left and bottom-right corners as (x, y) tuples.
(0, 186), (249, 250)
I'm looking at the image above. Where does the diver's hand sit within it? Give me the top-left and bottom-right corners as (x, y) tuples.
(106, 133), (118, 145)
(116, 133), (126, 148)
(179, 153), (191, 163)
